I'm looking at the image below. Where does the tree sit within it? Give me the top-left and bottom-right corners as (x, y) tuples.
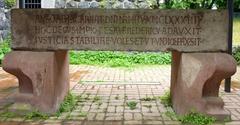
(160, 0), (240, 10)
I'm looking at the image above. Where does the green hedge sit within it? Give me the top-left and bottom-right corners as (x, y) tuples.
(4, 0), (16, 9)
(0, 36), (11, 64)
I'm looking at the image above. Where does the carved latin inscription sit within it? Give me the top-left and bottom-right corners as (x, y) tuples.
(11, 9), (228, 52)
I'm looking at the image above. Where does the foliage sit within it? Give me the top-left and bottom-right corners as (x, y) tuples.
(159, 90), (172, 107)
(115, 94), (119, 100)
(140, 95), (156, 101)
(126, 101), (137, 110)
(179, 112), (216, 125)
(215, 0), (227, 9)
(56, 92), (77, 117)
(164, 110), (178, 120)
(143, 104), (152, 109)
(0, 36), (11, 64)
(25, 110), (49, 120)
(82, 0), (240, 10)
(99, 0), (117, 8)
(93, 96), (101, 102)
(0, 111), (15, 118)
(79, 112), (88, 117)
(70, 51), (171, 67)
(164, 108), (217, 125)
(215, 0), (240, 11)
(233, 46), (240, 65)
(159, 0), (240, 10)
(4, 0), (16, 9)
(235, 0), (240, 12)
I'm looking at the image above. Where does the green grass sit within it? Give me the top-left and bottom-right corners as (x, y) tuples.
(69, 51), (171, 67)
(79, 112), (88, 117)
(233, 17), (240, 45)
(56, 92), (78, 117)
(179, 112), (216, 125)
(140, 95), (156, 101)
(164, 110), (216, 125)
(0, 111), (16, 118)
(126, 101), (138, 110)
(159, 90), (172, 107)
(0, 92), (76, 120)
(93, 96), (101, 102)
(25, 110), (49, 120)
(0, 92), (86, 120)
(159, 90), (218, 125)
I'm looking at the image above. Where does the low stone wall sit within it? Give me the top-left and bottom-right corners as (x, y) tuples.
(0, 0), (10, 42)
(56, 0), (152, 9)
(0, 0), (154, 42)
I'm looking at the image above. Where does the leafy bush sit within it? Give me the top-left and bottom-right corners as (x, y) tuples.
(4, 0), (16, 9)
(69, 51), (171, 67)
(233, 46), (240, 65)
(0, 36), (11, 64)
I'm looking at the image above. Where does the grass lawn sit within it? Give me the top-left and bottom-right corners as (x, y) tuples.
(233, 17), (240, 45)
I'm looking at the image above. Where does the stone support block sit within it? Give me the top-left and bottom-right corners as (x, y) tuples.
(2, 50), (69, 114)
(171, 52), (237, 120)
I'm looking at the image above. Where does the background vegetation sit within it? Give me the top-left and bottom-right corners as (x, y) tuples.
(233, 46), (240, 65)
(70, 51), (171, 67)
(4, 0), (16, 9)
(0, 36), (11, 64)
(98, 0), (240, 10)
(4, 0), (240, 10)
(157, 0), (239, 10)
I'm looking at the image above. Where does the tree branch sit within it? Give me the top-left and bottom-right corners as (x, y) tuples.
(201, 0), (206, 8)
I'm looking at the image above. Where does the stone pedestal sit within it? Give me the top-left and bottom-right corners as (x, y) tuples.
(171, 52), (237, 120)
(2, 50), (69, 114)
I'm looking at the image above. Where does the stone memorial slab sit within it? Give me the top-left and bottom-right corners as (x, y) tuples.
(11, 9), (228, 52)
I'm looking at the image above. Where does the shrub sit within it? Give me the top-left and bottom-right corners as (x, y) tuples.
(233, 46), (240, 65)
(0, 36), (11, 64)
(4, 0), (16, 9)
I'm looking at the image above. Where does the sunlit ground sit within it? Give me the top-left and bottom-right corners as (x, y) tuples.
(233, 17), (240, 45)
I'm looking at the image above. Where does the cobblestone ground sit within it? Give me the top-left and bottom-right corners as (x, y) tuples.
(0, 65), (239, 125)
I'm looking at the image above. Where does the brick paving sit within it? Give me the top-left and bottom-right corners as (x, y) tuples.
(0, 65), (238, 125)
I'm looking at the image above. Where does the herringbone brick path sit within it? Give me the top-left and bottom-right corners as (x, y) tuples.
(0, 65), (239, 125)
